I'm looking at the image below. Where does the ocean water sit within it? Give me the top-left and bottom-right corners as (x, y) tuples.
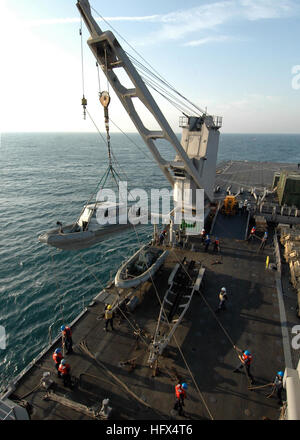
(1, 132), (300, 392)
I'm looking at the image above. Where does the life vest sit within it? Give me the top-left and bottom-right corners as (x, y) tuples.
(175, 384), (186, 399)
(58, 363), (70, 375)
(219, 292), (227, 301)
(105, 310), (113, 320)
(52, 352), (62, 364)
(242, 353), (252, 364)
(274, 376), (283, 389)
(62, 326), (72, 338)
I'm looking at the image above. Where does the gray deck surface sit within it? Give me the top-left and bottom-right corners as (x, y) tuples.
(215, 160), (299, 195)
(8, 237), (288, 420)
(6, 160), (300, 421)
(212, 211), (249, 240)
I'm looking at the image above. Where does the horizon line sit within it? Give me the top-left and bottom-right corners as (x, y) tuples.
(2, 131), (300, 135)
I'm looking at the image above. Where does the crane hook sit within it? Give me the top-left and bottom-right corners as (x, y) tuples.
(100, 91), (110, 108)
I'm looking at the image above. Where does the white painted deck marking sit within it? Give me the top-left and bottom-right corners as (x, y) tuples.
(275, 276), (293, 369)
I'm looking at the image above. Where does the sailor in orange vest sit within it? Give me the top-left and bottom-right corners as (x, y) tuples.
(174, 382), (188, 416)
(104, 304), (114, 332)
(52, 348), (63, 377)
(213, 237), (220, 253)
(58, 359), (72, 387)
(247, 226), (256, 242)
(61, 325), (73, 354)
(233, 346), (254, 384)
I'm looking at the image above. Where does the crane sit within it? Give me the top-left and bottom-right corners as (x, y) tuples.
(76, 0), (222, 239)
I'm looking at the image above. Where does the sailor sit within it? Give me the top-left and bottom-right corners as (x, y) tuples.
(213, 237), (220, 253)
(242, 199), (248, 215)
(52, 348), (63, 376)
(238, 200), (243, 215)
(233, 346), (254, 384)
(58, 359), (72, 388)
(216, 287), (228, 312)
(174, 382), (187, 416)
(56, 221), (63, 234)
(200, 228), (206, 243)
(204, 235), (211, 252)
(159, 229), (167, 245)
(104, 304), (114, 332)
(259, 231), (268, 250)
(247, 226), (256, 242)
(273, 371), (284, 406)
(61, 325), (73, 354)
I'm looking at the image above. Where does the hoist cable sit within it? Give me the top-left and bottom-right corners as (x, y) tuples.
(79, 18), (85, 96)
(109, 118), (153, 162)
(90, 5), (206, 116)
(128, 53), (204, 116)
(96, 62), (101, 95)
(135, 66), (200, 115)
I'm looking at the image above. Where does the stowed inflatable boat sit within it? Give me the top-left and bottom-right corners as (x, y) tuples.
(115, 244), (169, 289)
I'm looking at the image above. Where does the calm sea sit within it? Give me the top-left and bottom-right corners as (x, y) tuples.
(1, 132), (300, 391)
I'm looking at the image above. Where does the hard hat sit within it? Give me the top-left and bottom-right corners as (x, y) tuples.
(61, 325), (65, 331)
(107, 305), (112, 310)
(55, 348), (61, 354)
(221, 287), (226, 292)
(181, 383), (188, 390)
(61, 359), (66, 365)
(244, 350), (250, 356)
(277, 371), (284, 377)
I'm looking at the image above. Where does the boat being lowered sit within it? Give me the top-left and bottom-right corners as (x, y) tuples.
(38, 201), (147, 251)
(115, 244), (169, 289)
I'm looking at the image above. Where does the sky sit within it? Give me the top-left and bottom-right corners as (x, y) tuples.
(1, 0), (300, 134)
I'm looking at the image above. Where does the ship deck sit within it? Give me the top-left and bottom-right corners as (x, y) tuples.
(215, 159), (299, 195)
(4, 160), (300, 421)
(5, 236), (296, 421)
